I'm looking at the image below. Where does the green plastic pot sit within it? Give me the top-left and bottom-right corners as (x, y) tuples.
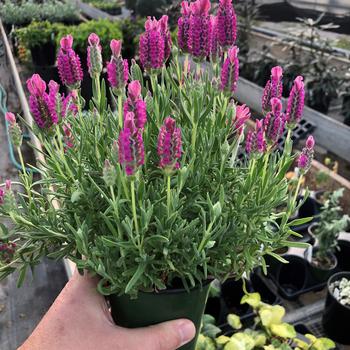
(109, 281), (212, 350)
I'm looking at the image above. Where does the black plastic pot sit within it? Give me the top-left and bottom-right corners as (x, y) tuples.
(323, 272), (350, 344)
(290, 196), (319, 235)
(335, 239), (350, 271)
(275, 255), (308, 300)
(309, 248), (338, 283)
(221, 278), (251, 317)
(109, 281), (212, 350)
(30, 42), (56, 67)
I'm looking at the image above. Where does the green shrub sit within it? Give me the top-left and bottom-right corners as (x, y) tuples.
(0, 0), (79, 26)
(58, 19), (123, 61)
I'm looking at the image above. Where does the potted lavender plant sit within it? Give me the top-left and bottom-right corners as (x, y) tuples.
(0, 1), (313, 349)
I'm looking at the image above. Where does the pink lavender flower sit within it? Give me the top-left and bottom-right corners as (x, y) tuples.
(0, 241), (16, 263)
(178, 1), (191, 53)
(263, 98), (286, 145)
(188, 0), (211, 60)
(27, 74), (66, 129)
(0, 179), (15, 212)
(118, 126), (145, 176)
(233, 104), (250, 135)
(306, 135), (315, 150)
(57, 35), (83, 90)
(107, 39), (129, 94)
(209, 16), (219, 60)
(217, 0), (237, 48)
(261, 66), (283, 112)
(6, 112), (22, 147)
(0, 189), (4, 205)
(297, 136), (315, 173)
(158, 117), (182, 172)
(123, 81), (147, 130)
(159, 15), (172, 61)
(245, 119), (266, 155)
(139, 17), (165, 71)
(286, 76), (305, 127)
(220, 46), (239, 93)
(87, 33), (102, 78)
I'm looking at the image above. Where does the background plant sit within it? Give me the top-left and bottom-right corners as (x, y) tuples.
(197, 292), (335, 350)
(0, 0), (79, 26)
(313, 188), (350, 264)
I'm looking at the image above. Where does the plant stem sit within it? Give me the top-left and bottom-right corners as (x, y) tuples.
(17, 146), (31, 203)
(118, 94), (123, 129)
(166, 174), (171, 217)
(291, 174), (303, 215)
(130, 180), (140, 243)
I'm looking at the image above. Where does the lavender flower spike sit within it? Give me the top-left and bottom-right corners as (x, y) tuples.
(178, 1), (191, 53)
(188, 0), (211, 60)
(263, 98), (286, 146)
(217, 0), (237, 49)
(158, 117), (182, 172)
(220, 46), (239, 93)
(286, 76), (305, 128)
(245, 119), (266, 155)
(298, 135), (315, 173)
(139, 17), (165, 71)
(262, 66), (283, 113)
(124, 81), (147, 130)
(57, 35), (83, 90)
(6, 112), (22, 147)
(118, 126), (145, 176)
(87, 33), (103, 78)
(107, 39), (129, 94)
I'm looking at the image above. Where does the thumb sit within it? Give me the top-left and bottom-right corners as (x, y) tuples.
(121, 319), (196, 350)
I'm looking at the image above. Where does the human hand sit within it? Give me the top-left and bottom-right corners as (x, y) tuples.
(19, 270), (196, 350)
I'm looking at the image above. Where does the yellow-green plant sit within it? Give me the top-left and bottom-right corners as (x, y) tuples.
(197, 292), (335, 350)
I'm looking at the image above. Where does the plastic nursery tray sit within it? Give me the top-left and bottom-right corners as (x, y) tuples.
(205, 271), (282, 325)
(263, 240), (350, 301)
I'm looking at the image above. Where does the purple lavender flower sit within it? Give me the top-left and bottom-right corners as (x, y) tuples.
(27, 74), (65, 129)
(178, 1), (191, 53)
(261, 66), (283, 113)
(232, 104), (250, 135)
(57, 35), (83, 90)
(217, 0), (237, 49)
(87, 33), (103, 78)
(118, 126), (145, 176)
(245, 119), (266, 155)
(123, 81), (147, 130)
(209, 16), (219, 60)
(158, 117), (182, 172)
(220, 46), (239, 93)
(107, 39), (129, 94)
(286, 76), (305, 127)
(263, 98), (286, 146)
(188, 0), (211, 60)
(139, 17), (165, 71)
(159, 15), (172, 61)
(297, 135), (315, 173)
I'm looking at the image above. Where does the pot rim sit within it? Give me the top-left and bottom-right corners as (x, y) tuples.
(138, 278), (213, 296)
(311, 249), (338, 271)
(327, 271), (350, 311)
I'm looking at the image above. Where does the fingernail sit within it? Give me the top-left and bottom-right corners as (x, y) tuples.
(177, 320), (196, 346)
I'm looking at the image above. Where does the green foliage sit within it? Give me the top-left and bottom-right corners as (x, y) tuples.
(0, 0), (79, 26)
(84, 0), (122, 14)
(198, 292), (335, 350)
(314, 189), (350, 261)
(1, 35), (303, 296)
(14, 21), (62, 49)
(57, 19), (123, 60)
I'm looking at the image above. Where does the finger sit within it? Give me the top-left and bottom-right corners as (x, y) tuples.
(120, 319), (196, 350)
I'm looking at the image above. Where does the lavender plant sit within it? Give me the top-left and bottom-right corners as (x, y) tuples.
(0, 0), (313, 297)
